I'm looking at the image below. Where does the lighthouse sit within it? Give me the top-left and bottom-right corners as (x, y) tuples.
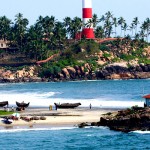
(82, 0), (95, 39)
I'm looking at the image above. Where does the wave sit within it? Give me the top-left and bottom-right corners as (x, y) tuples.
(0, 90), (144, 108)
(132, 130), (150, 134)
(0, 126), (77, 133)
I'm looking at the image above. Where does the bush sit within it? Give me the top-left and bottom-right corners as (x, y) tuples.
(103, 53), (111, 58)
(120, 54), (135, 61)
(72, 40), (99, 55)
(100, 44), (110, 51)
(53, 66), (61, 74)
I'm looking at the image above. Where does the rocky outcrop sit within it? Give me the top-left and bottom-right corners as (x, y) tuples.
(1, 63), (150, 83)
(78, 107), (150, 133)
(0, 66), (42, 83)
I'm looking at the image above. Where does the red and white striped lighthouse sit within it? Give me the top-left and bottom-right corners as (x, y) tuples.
(82, 0), (95, 39)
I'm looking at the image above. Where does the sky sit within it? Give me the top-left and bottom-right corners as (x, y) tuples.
(0, 0), (149, 25)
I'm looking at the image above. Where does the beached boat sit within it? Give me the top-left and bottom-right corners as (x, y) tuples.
(0, 101), (8, 107)
(16, 101), (30, 108)
(54, 103), (81, 109)
(2, 118), (13, 124)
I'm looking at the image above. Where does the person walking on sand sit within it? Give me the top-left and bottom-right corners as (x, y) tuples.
(55, 104), (57, 111)
(89, 103), (92, 109)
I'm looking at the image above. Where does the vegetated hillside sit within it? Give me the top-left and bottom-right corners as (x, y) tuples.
(38, 38), (150, 78)
(0, 38), (150, 82)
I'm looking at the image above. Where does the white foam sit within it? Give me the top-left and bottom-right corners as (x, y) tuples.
(132, 130), (150, 134)
(0, 126), (77, 133)
(0, 90), (144, 108)
(50, 126), (77, 130)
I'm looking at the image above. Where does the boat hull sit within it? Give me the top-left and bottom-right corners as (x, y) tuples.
(54, 103), (81, 109)
(0, 101), (8, 107)
(16, 102), (30, 108)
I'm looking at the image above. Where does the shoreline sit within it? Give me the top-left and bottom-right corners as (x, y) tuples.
(0, 107), (118, 130)
(0, 76), (150, 84)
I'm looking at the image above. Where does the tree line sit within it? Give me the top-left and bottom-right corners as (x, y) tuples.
(0, 12), (150, 61)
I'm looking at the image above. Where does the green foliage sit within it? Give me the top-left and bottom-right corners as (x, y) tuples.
(131, 48), (144, 57)
(0, 49), (4, 54)
(138, 58), (150, 65)
(39, 67), (53, 78)
(53, 66), (61, 74)
(72, 40), (99, 55)
(86, 41), (99, 54)
(0, 110), (13, 116)
(103, 53), (111, 58)
(112, 57), (120, 62)
(100, 44), (110, 51)
(120, 54), (135, 61)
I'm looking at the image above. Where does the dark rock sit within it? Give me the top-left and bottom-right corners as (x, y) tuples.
(135, 66), (143, 72)
(30, 116), (40, 120)
(78, 107), (150, 133)
(40, 116), (46, 120)
(78, 122), (90, 128)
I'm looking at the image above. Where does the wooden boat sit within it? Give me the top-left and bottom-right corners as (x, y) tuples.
(0, 101), (8, 107)
(54, 103), (81, 109)
(16, 101), (30, 108)
(2, 118), (13, 124)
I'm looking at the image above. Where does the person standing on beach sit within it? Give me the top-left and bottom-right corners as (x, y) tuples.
(89, 103), (92, 109)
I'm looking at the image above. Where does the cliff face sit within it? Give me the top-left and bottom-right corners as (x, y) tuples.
(1, 63), (150, 83)
(49, 63), (150, 81)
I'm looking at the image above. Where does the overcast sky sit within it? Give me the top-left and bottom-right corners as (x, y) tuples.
(0, 0), (149, 25)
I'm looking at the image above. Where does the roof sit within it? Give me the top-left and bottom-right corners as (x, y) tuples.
(143, 94), (150, 99)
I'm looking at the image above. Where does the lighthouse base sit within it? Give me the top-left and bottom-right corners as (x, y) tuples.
(82, 28), (95, 39)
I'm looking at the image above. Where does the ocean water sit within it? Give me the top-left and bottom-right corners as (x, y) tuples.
(0, 79), (148, 108)
(0, 79), (150, 149)
(0, 126), (150, 150)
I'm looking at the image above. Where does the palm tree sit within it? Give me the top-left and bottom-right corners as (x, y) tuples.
(118, 17), (125, 37)
(68, 17), (82, 40)
(42, 16), (57, 42)
(63, 17), (71, 38)
(13, 13), (29, 52)
(95, 26), (104, 38)
(132, 17), (140, 35)
(105, 11), (113, 20)
(112, 17), (118, 37)
(122, 22), (128, 37)
(134, 33), (140, 40)
(99, 15), (105, 28)
(129, 23), (134, 37)
(141, 18), (150, 42)
(104, 19), (112, 38)
(92, 14), (99, 29)
(103, 11), (114, 38)
(25, 24), (44, 60)
(85, 18), (93, 28)
(0, 16), (11, 41)
(53, 21), (66, 50)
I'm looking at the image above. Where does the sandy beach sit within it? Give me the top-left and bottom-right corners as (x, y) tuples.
(0, 107), (117, 129)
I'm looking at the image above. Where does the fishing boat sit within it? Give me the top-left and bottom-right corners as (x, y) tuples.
(0, 101), (8, 107)
(16, 101), (30, 108)
(54, 103), (81, 109)
(2, 118), (13, 124)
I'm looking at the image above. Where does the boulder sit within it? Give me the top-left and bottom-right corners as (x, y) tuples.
(110, 74), (121, 80)
(62, 68), (70, 78)
(66, 66), (76, 74)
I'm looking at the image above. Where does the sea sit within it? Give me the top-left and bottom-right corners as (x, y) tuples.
(0, 79), (150, 150)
